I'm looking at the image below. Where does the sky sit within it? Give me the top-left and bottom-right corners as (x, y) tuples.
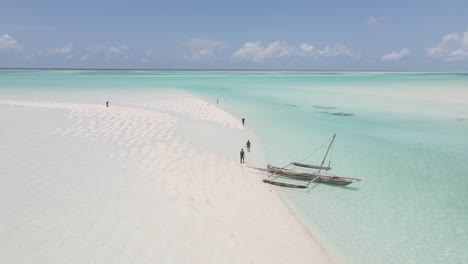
(0, 0), (467, 70)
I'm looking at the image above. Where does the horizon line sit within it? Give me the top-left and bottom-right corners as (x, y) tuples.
(1, 67), (467, 73)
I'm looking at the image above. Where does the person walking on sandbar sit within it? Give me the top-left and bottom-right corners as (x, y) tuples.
(242, 118), (245, 126)
(106, 101), (109, 107)
(246, 140), (251, 152)
(240, 148), (245, 163)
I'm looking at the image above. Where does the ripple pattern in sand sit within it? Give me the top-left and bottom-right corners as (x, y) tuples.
(0, 99), (331, 264)
(119, 97), (244, 129)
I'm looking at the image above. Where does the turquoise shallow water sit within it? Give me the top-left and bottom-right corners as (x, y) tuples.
(1, 70), (467, 263)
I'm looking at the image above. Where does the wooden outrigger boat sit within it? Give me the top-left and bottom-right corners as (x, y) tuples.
(267, 165), (361, 186)
(263, 134), (362, 188)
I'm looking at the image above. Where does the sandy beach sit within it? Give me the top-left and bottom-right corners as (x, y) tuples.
(0, 95), (333, 263)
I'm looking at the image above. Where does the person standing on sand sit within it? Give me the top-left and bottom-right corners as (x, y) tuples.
(240, 149), (245, 163)
(242, 118), (245, 126)
(246, 140), (251, 152)
(106, 101), (109, 107)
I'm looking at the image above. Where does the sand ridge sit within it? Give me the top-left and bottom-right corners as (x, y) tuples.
(0, 98), (333, 264)
(119, 97), (245, 129)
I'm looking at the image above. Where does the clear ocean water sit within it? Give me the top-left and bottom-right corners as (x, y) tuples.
(1, 70), (467, 264)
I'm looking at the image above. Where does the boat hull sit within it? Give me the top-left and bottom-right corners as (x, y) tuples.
(267, 165), (360, 186)
(262, 179), (308, 189)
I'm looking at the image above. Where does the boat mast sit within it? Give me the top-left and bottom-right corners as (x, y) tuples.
(318, 134), (336, 174)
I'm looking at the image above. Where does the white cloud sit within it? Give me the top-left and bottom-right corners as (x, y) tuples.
(381, 48), (411, 62)
(47, 43), (73, 55)
(141, 48), (153, 63)
(0, 38), (74, 59)
(231, 41), (292, 62)
(299, 43), (314, 56)
(232, 41), (359, 62)
(107, 45), (128, 56)
(318, 43), (358, 58)
(427, 30), (468, 61)
(182, 39), (225, 61)
(81, 44), (129, 61)
(366, 16), (390, 26)
(0, 34), (23, 51)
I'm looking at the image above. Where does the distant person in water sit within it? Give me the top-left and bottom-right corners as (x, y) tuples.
(240, 148), (245, 163)
(106, 101), (109, 107)
(216, 98), (219, 104)
(246, 140), (251, 152)
(242, 118), (245, 126)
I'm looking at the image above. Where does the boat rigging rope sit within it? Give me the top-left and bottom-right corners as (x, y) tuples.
(268, 134), (336, 182)
(269, 135), (331, 179)
(295, 135), (333, 164)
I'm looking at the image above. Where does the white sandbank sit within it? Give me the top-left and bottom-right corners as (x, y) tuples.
(0, 96), (333, 264)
